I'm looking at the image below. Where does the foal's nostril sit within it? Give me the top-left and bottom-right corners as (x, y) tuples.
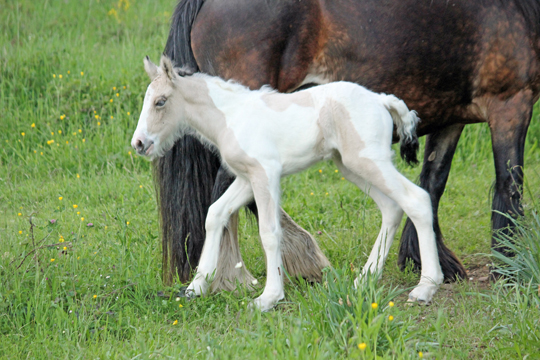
(135, 139), (144, 153)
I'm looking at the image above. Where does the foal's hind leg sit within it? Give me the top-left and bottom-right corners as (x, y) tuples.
(186, 178), (253, 297)
(249, 164), (285, 311)
(334, 159), (404, 282)
(341, 156), (444, 303)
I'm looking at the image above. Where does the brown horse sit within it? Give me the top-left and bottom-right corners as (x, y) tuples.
(155, 0), (540, 287)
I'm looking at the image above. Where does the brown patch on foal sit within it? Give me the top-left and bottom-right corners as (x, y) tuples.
(261, 91), (315, 112)
(320, 98), (392, 194)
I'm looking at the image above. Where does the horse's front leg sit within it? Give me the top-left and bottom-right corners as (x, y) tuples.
(398, 123), (467, 281)
(488, 90), (533, 256)
(186, 178), (253, 297)
(249, 164), (284, 311)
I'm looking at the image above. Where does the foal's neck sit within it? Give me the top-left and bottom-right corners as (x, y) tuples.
(178, 75), (236, 146)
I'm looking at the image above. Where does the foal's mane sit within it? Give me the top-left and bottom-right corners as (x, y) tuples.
(192, 72), (276, 96)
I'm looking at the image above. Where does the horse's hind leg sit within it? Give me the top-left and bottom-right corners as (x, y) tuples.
(341, 156), (444, 303)
(186, 178), (253, 297)
(334, 158), (404, 282)
(487, 91), (533, 257)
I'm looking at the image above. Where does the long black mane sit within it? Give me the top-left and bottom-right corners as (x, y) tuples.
(156, 0), (221, 284)
(164, 0), (204, 69)
(511, 0), (540, 37)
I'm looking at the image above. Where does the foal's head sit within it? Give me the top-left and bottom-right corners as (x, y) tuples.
(131, 56), (194, 159)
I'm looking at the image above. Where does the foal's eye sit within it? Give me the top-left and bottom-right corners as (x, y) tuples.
(155, 98), (167, 107)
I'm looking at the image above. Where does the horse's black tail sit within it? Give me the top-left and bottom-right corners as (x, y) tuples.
(155, 0), (221, 284)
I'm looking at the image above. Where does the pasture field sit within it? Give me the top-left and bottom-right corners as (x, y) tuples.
(1, 0), (540, 358)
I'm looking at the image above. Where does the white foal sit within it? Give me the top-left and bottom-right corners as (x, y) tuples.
(131, 56), (444, 311)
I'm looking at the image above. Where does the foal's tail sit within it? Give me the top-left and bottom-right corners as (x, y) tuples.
(381, 95), (420, 165)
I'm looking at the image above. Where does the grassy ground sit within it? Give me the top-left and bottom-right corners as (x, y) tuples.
(1, 0), (540, 358)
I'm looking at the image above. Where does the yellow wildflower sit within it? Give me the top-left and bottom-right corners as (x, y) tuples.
(59, 74), (62, 79)
(59, 197), (63, 201)
(21, 132), (25, 136)
(110, 99), (113, 103)
(77, 174), (80, 178)
(310, 192), (314, 195)
(67, 70), (70, 74)
(51, 258), (55, 262)
(18, 213), (22, 216)
(63, 247), (67, 251)
(419, 352), (423, 358)
(58, 130), (62, 134)
(371, 302), (378, 310)
(19, 230), (22, 234)
(127, 112), (130, 115)
(116, 93), (119, 97)
(65, 141), (69, 145)
(97, 122), (101, 126)
(81, 217), (84, 221)
(80, 71), (84, 76)
(78, 129), (82, 133)
(139, 185), (143, 188)
(172, 320), (178, 325)
(93, 295), (97, 299)
(389, 301), (395, 307)
(95, 115), (99, 119)
(82, 139), (86, 143)
(318, 169), (322, 173)
(73, 204), (78, 209)
(388, 315), (394, 321)
(113, 87), (116, 90)
(31, 123), (35, 128)
(53, 74), (56, 78)
(110, 116), (113, 119)
(358, 343), (366, 351)
(126, 221), (130, 225)
(40, 152), (43, 155)
(123, 86), (126, 89)
(179, 304), (183, 308)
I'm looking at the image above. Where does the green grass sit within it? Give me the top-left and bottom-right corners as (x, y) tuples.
(1, 0), (540, 358)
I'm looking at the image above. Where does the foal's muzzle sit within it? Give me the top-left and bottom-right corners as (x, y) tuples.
(132, 137), (154, 156)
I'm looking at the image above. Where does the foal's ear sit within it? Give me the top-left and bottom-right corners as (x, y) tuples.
(160, 56), (177, 81)
(144, 56), (159, 81)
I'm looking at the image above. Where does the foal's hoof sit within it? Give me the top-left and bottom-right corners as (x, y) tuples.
(407, 283), (437, 305)
(178, 286), (198, 299)
(177, 286), (189, 298)
(407, 295), (431, 306)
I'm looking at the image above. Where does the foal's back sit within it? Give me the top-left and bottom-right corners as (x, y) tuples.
(218, 81), (394, 177)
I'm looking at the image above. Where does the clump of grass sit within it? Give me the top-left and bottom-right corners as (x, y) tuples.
(491, 210), (540, 289)
(291, 267), (418, 358)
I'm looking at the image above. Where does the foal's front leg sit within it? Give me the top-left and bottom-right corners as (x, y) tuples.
(186, 178), (253, 297)
(249, 165), (284, 311)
